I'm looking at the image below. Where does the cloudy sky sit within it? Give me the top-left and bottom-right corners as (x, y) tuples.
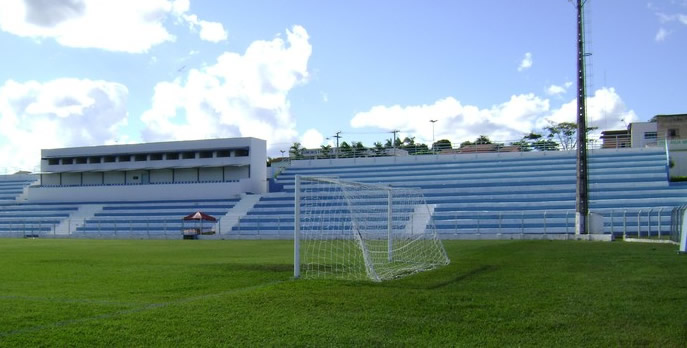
(0, 0), (685, 173)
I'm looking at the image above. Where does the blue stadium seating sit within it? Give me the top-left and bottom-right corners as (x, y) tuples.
(0, 175), (37, 201)
(231, 148), (685, 239)
(72, 199), (240, 237)
(2, 148), (685, 240)
(0, 194), (239, 238)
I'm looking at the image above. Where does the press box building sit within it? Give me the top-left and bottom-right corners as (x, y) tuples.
(29, 137), (266, 201)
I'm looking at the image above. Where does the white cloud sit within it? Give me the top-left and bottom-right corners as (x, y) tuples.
(547, 85), (566, 96)
(655, 27), (671, 41)
(350, 87), (636, 145)
(547, 87), (638, 134)
(141, 25), (312, 152)
(301, 129), (325, 148)
(0, 78), (128, 172)
(183, 14), (228, 43)
(547, 82), (573, 96)
(517, 52), (533, 72)
(651, 2), (687, 42)
(0, 0), (227, 53)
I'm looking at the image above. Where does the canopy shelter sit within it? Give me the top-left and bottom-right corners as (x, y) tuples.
(182, 211), (217, 222)
(182, 211), (217, 238)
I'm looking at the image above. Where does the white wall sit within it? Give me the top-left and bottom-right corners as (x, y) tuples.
(630, 122), (658, 148)
(225, 166), (249, 180)
(150, 169), (173, 183)
(667, 142), (687, 177)
(104, 172), (124, 185)
(27, 181), (248, 202)
(199, 167), (223, 181)
(62, 173), (81, 185)
(42, 174), (60, 185)
(83, 172), (102, 185)
(126, 171), (143, 184)
(175, 168), (197, 182)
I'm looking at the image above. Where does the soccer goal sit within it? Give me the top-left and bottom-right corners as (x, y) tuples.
(671, 206), (687, 253)
(293, 175), (450, 281)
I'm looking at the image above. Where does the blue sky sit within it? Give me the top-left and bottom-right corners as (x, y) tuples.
(0, 0), (685, 172)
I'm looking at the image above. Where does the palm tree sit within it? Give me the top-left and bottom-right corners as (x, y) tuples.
(320, 144), (332, 158)
(289, 142), (303, 159)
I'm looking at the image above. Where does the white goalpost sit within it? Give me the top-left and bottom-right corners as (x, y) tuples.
(294, 175), (450, 281)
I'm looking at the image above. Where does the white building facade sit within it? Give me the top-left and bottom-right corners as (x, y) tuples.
(29, 138), (266, 201)
(629, 122), (658, 148)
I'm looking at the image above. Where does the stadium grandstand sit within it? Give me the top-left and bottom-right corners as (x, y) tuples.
(1, 136), (687, 240)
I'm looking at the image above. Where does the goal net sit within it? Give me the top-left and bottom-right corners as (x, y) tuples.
(294, 176), (450, 281)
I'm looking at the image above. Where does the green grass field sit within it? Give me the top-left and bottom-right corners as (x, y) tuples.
(1, 239), (686, 346)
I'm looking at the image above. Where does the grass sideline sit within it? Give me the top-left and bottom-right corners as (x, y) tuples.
(0, 239), (686, 346)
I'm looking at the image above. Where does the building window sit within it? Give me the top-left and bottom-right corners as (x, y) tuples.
(166, 153), (179, 160)
(104, 156), (116, 163)
(48, 159), (59, 165)
(88, 157), (101, 164)
(216, 150), (231, 157)
(62, 158), (74, 165)
(644, 132), (657, 139)
(668, 129), (679, 138)
(119, 155), (131, 162)
(235, 149), (249, 157)
(75, 157), (87, 164)
(199, 151), (213, 158)
(150, 153), (163, 161)
(134, 154), (147, 161)
(182, 152), (196, 159)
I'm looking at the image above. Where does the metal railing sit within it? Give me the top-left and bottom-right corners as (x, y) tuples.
(0, 208), (680, 240)
(288, 135), (676, 161)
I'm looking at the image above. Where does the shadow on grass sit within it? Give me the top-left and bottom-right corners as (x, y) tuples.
(340, 264), (496, 289)
(424, 265), (495, 290)
(200, 263), (293, 273)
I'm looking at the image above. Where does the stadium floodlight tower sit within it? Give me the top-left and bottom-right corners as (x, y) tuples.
(294, 175), (450, 281)
(571, 0), (590, 235)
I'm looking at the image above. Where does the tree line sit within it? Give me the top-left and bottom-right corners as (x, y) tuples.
(285, 121), (596, 160)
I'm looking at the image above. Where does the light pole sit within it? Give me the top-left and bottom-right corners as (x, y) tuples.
(333, 131), (342, 159)
(280, 150), (285, 158)
(572, 0), (589, 235)
(391, 130), (399, 156)
(430, 120), (437, 154)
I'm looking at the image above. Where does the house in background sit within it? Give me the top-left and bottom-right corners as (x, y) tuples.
(654, 114), (687, 140)
(600, 114), (687, 178)
(600, 114), (687, 149)
(600, 129), (631, 149)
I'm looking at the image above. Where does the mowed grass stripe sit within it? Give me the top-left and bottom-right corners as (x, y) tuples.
(0, 279), (285, 339)
(0, 239), (686, 346)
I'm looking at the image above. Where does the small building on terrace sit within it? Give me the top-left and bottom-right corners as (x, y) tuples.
(28, 137), (266, 202)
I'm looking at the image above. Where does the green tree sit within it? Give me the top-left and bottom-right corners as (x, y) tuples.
(373, 142), (385, 156)
(320, 144), (332, 158)
(512, 132), (558, 152)
(461, 135), (492, 147)
(289, 142), (303, 159)
(432, 139), (452, 152)
(544, 121), (598, 151)
(351, 141), (366, 157)
(339, 141), (352, 158)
